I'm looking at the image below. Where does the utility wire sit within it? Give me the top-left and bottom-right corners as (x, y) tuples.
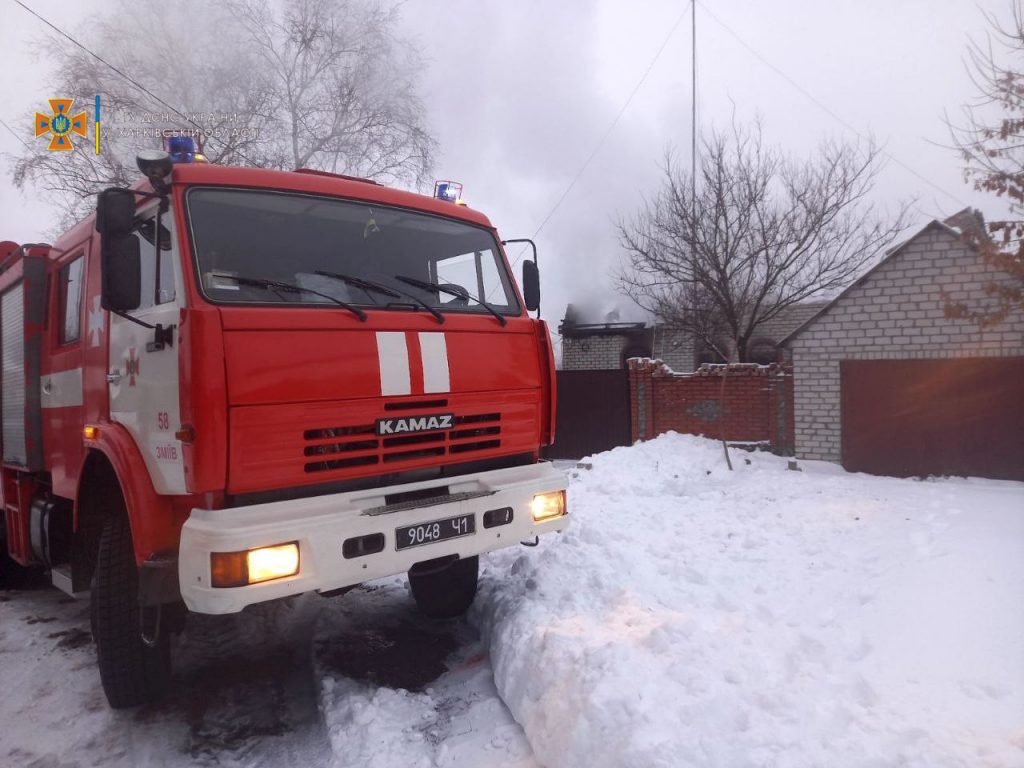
(696, 0), (969, 212)
(0, 116), (31, 150)
(11, 0), (198, 130)
(507, 2), (694, 275)
(10, 0), (255, 164)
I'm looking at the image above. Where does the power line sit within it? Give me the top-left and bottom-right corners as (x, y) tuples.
(9, 0), (254, 164)
(696, 0), (969, 212)
(0, 116), (31, 150)
(11, 0), (199, 130)
(508, 2), (694, 275)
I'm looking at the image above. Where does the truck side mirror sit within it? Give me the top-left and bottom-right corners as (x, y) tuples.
(95, 188), (136, 235)
(522, 259), (540, 313)
(101, 234), (141, 312)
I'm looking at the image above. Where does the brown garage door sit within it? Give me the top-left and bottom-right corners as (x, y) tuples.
(840, 358), (1024, 480)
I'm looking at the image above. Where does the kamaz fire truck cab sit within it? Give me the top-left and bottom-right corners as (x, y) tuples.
(0, 146), (567, 708)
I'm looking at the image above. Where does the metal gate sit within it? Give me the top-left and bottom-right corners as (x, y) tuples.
(546, 369), (631, 460)
(840, 357), (1024, 480)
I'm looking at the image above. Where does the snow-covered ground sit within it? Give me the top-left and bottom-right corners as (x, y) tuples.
(314, 580), (536, 768)
(0, 568), (531, 767)
(3, 433), (1022, 767)
(0, 582), (333, 767)
(476, 434), (1024, 768)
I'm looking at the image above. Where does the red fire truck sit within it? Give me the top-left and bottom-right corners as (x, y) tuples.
(0, 147), (567, 708)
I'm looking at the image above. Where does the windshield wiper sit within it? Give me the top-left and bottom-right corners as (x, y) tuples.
(394, 274), (507, 326)
(209, 271), (367, 321)
(314, 270), (399, 300)
(315, 270), (445, 324)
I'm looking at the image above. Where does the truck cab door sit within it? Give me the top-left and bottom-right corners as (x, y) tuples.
(106, 201), (186, 495)
(41, 246), (89, 498)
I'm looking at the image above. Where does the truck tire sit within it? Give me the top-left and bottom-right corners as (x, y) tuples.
(408, 555), (479, 618)
(91, 509), (171, 708)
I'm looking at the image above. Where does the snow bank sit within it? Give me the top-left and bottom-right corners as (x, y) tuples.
(475, 433), (1024, 768)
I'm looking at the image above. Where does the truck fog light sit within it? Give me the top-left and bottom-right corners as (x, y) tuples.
(530, 491), (566, 522)
(211, 542), (300, 588)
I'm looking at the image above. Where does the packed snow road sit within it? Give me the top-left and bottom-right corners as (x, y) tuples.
(0, 574), (533, 767)
(0, 576), (334, 768)
(2, 433), (1022, 767)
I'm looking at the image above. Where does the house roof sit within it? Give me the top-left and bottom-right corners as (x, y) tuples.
(559, 301), (651, 338)
(559, 320), (649, 338)
(778, 218), (966, 347)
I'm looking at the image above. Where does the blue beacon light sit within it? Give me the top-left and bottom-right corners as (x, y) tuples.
(433, 180), (463, 203)
(167, 135), (196, 163)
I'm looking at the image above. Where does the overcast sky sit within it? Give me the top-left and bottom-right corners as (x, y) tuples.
(0, 0), (1011, 342)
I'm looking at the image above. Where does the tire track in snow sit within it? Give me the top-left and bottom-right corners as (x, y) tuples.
(0, 585), (333, 768)
(314, 578), (538, 768)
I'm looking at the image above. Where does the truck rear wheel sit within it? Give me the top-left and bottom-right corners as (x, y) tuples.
(91, 508), (171, 708)
(408, 555), (479, 618)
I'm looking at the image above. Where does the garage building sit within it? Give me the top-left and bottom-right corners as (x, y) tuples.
(782, 211), (1024, 481)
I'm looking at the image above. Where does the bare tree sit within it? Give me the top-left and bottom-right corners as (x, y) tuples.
(228, 0), (435, 180)
(944, 2), (1024, 327)
(13, 0), (271, 227)
(12, 0), (435, 227)
(616, 123), (910, 362)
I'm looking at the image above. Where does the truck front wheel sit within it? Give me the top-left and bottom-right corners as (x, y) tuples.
(408, 555), (479, 618)
(91, 508), (171, 708)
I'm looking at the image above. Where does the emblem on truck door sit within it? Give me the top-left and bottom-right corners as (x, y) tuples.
(125, 348), (140, 386)
(375, 413), (454, 435)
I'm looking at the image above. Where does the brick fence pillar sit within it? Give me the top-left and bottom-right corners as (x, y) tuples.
(767, 366), (795, 455)
(627, 358), (661, 442)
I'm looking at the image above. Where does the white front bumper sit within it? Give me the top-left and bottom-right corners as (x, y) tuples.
(179, 462), (568, 614)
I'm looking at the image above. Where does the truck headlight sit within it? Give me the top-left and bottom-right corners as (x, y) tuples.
(531, 491), (566, 522)
(211, 542), (300, 588)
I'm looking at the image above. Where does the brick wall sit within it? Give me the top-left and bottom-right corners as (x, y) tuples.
(628, 358), (794, 452)
(561, 334), (632, 370)
(562, 329), (695, 371)
(787, 224), (1024, 461)
(561, 304), (826, 372)
(651, 327), (696, 372)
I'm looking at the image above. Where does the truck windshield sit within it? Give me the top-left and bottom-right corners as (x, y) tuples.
(185, 187), (520, 315)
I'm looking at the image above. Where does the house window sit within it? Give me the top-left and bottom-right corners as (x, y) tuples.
(58, 256), (84, 345)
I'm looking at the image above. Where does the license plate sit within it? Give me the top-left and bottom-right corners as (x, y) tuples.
(396, 514), (475, 551)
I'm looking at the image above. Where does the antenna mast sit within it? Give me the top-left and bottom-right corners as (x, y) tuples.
(691, 0), (697, 206)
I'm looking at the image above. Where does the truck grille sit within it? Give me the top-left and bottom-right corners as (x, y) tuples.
(303, 413), (501, 474)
